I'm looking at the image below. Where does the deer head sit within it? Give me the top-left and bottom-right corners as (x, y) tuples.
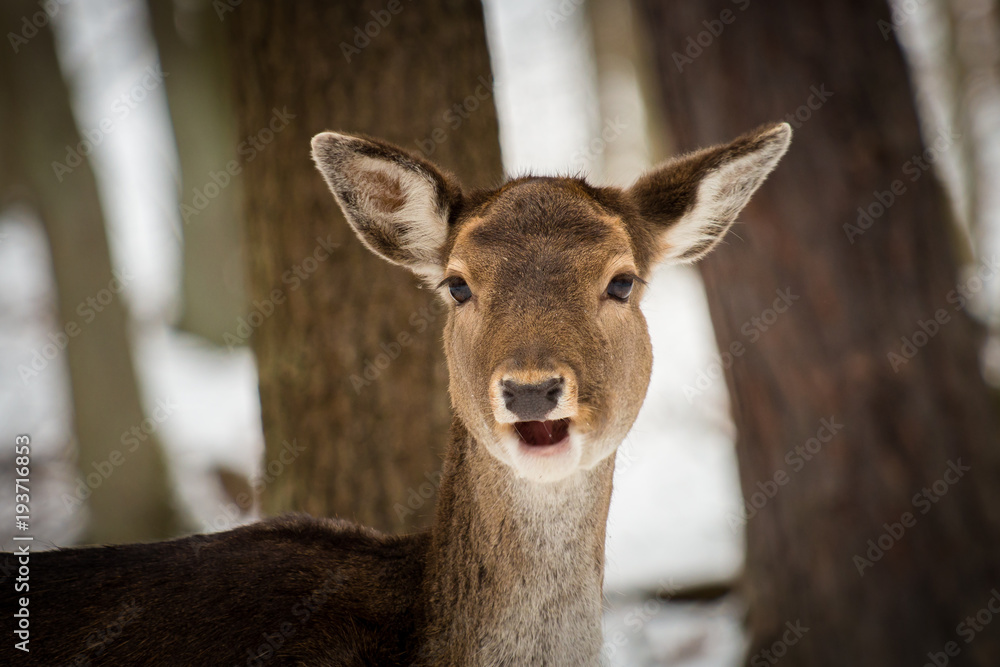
(312, 123), (791, 484)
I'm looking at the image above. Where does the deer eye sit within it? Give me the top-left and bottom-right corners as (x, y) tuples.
(446, 277), (472, 304)
(606, 275), (635, 302)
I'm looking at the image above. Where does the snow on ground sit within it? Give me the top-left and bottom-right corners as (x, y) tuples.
(603, 596), (747, 667)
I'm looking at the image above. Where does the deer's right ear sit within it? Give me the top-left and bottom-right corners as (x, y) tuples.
(311, 132), (461, 282)
(628, 122), (791, 264)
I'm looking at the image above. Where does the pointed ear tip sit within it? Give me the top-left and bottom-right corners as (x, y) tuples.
(763, 122), (793, 148)
(310, 132), (333, 157)
(310, 131), (355, 154)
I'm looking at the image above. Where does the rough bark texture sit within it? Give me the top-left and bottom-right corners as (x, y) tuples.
(636, 1), (1000, 664)
(0, 0), (176, 543)
(226, 1), (502, 532)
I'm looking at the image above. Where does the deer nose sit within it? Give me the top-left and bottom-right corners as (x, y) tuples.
(501, 377), (564, 421)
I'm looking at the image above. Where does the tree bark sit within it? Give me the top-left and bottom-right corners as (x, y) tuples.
(0, 0), (176, 543)
(225, 1), (502, 533)
(636, 1), (1000, 664)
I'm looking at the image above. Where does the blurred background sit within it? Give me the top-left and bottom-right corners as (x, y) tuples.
(1, 0), (999, 665)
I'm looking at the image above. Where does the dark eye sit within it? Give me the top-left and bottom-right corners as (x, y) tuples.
(606, 275), (635, 302)
(447, 277), (472, 304)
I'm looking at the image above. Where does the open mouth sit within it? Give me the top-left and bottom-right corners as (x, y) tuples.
(514, 418), (571, 447)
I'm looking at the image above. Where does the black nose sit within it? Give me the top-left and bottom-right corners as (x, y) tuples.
(501, 377), (564, 421)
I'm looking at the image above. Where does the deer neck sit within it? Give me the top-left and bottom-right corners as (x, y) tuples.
(420, 419), (615, 666)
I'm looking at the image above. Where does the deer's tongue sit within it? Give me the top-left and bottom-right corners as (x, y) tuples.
(514, 419), (570, 447)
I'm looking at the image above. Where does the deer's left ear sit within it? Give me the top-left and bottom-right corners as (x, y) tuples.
(311, 132), (462, 283)
(628, 122), (791, 264)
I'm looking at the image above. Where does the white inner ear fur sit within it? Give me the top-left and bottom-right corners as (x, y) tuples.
(347, 155), (448, 284)
(660, 129), (790, 263)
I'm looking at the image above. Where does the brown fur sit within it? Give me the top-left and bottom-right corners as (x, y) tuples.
(356, 169), (407, 214)
(1, 123), (790, 666)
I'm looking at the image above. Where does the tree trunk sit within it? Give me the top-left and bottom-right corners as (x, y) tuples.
(636, 1), (1000, 664)
(225, 1), (502, 533)
(0, 0), (176, 543)
(149, 0), (247, 346)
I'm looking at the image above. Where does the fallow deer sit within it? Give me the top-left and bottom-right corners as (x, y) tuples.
(1, 122), (790, 666)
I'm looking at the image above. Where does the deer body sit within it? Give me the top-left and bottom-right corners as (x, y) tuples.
(1, 123), (790, 665)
